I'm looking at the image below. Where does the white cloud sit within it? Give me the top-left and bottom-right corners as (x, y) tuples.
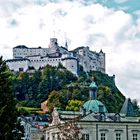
(0, 0), (140, 104)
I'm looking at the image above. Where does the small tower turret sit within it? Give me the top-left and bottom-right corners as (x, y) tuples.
(83, 76), (108, 113)
(49, 38), (59, 54)
(49, 38), (58, 48)
(99, 49), (105, 73)
(89, 76), (97, 100)
(65, 41), (68, 50)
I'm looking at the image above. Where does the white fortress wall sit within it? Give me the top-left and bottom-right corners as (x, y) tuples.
(6, 59), (30, 72)
(62, 58), (78, 76)
(28, 56), (62, 70)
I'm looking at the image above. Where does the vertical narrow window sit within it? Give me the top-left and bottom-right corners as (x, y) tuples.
(133, 134), (138, 140)
(52, 133), (55, 140)
(85, 134), (89, 140)
(82, 134), (89, 140)
(101, 133), (106, 140)
(116, 133), (121, 140)
(57, 133), (60, 140)
(82, 134), (85, 140)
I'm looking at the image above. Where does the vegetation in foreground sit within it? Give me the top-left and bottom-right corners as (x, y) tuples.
(0, 57), (23, 140)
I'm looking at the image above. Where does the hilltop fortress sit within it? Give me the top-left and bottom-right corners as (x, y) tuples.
(6, 38), (105, 75)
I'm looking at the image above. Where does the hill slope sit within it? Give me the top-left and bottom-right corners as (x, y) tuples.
(12, 65), (125, 113)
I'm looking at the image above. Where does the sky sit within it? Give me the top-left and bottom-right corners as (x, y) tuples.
(0, 0), (140, 104)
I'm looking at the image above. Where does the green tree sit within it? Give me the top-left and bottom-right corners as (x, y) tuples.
(66, 100), (84, 111)
(29, 70), (41, 100)
(38, 78), (50, 102)
(47, 90), (61, 112)
(98, 86), (112, 100)
(15, 72), (30, 100)
(0, 57), (17, 140)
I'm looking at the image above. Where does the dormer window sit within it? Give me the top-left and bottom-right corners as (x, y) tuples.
(82, 134), (89, 140)
(99, 105), (104, 113)
(114, 113), (120, 122)
(99, 113), (105, 121)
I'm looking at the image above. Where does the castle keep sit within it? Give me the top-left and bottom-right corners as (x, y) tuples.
(6, 38), (105, 75)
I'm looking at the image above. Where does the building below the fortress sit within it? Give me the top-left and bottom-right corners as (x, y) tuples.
(6, 38), (105, 75)
(44, 80), (140, 140)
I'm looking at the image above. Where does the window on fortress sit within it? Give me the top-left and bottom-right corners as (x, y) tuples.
(116, 133), (121, 140)
(133, 134), (138, 140)
(19, 68), (23, 72)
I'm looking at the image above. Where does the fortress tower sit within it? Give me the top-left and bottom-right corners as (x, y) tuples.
(49, 38), (59, 54)
(99, 49), (105, 73)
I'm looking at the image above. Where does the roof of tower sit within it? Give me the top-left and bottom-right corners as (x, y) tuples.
(83, 99), (108, 113)
(65, 41), (68, 49)
(50, 38), (57, 41)
(99, 49), (103, 53)
(89, 76), (97, 89)
(120, 98), (136, 117)
(89, 81), (97, 89)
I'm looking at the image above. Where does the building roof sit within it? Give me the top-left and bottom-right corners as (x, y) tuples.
(80, 112), (139, 122)
(73, 46), (85, 52)
(89, 81), (97, 89)
(61, 57), (78, 61)
(60, 46), (68, 51)
(14, 45), (28, 49)
(6, 58), (30, 62)
(120, 98), (136, 117)
(83, 99), (108, 113)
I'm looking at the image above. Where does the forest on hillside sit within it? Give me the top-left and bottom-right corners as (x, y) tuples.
(10, 63), (129, 113)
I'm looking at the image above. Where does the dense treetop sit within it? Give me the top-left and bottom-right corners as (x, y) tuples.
(10, 63), (129, 113)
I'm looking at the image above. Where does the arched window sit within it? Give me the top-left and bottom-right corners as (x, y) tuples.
(114, 113), (120, 122)
(99, 113), (105, 121)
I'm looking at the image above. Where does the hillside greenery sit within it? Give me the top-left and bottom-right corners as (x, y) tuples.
(1, 55), (139, 140)
(10, 64), (129, 113)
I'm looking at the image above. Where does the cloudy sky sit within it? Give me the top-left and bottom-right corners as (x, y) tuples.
(0, 0), (140, 104)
